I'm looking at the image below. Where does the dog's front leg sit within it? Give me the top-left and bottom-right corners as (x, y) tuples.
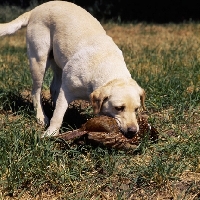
(42, 86), (69, 137)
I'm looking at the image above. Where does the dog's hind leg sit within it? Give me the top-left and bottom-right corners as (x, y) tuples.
(27, 28), (51, 125)
(29, 57), (50, 125)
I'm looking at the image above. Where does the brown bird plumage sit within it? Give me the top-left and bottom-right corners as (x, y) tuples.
(54, 115), (159, 150)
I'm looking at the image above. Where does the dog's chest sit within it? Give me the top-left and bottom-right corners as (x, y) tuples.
(63, 67), (93, 100)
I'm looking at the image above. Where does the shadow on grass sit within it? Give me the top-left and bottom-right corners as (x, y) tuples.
(0, 90), (92, 130)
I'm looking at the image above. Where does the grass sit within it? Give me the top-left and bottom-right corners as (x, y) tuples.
(0, 21), (200, 199)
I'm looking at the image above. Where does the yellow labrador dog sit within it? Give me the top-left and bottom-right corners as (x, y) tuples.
(0, 1), (145, 138)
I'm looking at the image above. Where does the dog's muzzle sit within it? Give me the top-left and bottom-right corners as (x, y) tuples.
(123, 126), (138, 139)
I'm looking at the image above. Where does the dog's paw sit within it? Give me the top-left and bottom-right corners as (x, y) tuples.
(41, 128), (59, 138)
(36, 115), (49, 126)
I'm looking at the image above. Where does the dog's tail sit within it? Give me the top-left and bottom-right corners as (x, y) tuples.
(0, 11), (32, 36)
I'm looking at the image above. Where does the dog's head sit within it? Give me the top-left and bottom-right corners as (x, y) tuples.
(90, 79), (145, 139)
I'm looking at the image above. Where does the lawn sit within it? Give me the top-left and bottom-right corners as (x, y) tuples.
(0, 20), (200, 199)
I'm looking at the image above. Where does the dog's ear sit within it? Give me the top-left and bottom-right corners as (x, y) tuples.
(90, 87), (110, 115)
(140, 89), (146, 111)
(129, 79), (146, 111)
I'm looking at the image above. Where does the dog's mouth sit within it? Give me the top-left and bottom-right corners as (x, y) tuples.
(114, 117), (138, 139)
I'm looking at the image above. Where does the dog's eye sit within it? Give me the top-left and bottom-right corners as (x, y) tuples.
(135, 108), (139, 112)
(115, 106), (125, 112)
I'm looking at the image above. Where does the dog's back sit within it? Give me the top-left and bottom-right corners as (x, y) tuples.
(27, 1), (109, 64)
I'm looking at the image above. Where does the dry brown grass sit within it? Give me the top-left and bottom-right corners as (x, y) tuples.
(105, 23), (200, 76)
(105, 23), (200, 52)
(0, 28), (26, 47)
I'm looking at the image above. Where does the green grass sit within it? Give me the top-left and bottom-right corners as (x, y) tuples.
(0, 23), (200, 199)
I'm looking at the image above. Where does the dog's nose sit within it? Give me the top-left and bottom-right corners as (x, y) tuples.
(125, 127), (138, 139)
